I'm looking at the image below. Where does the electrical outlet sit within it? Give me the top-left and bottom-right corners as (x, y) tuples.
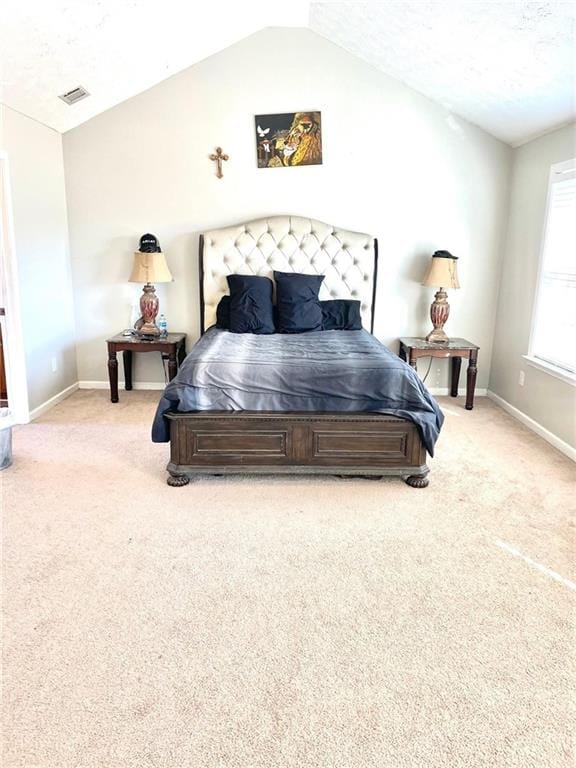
(518, 370), (525, 386)
(51, 356), (58, 373)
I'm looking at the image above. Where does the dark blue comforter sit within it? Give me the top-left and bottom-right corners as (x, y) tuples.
(151, 328), (444, 455)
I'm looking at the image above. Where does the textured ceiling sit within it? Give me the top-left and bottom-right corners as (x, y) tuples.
(310, 0), (576, 146)
(0, 1), (574, 144)
(0, 0), (309, 133)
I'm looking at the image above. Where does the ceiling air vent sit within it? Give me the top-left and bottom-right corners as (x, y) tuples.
(58, 86), (90, 106)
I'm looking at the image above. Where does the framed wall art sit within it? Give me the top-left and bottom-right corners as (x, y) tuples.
(255, 112), (322, 169)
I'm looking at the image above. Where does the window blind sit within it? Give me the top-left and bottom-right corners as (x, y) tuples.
(531, 163), (576, 374)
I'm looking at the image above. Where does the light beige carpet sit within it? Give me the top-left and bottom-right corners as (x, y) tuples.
(1, 391), (575, 768)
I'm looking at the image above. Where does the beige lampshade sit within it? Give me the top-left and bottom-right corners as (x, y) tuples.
(129, 251), (173, 283)
(423, 252), (460, 289)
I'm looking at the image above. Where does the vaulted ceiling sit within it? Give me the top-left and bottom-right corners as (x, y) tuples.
(310, 0), (576, 146)
(0, 0), (310, 134)
(1, 0), (574, 145)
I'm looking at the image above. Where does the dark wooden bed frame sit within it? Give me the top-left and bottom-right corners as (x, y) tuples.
(165, 231), (430, 489)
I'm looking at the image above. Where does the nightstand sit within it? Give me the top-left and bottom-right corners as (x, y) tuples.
(398, 337), (479, 409)
(106, 332), (186, 403)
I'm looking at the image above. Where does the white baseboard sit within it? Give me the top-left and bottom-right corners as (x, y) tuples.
(27, 381), (164, 421)
(487, 390), (576, 462)
(24, 381), (502, 428)
(29, 382), (79, 421)
(78, 380), (166, 390)
(66, 382), (490, 401)
(428, 387), (487, 397)
(76, 382), (485, 397)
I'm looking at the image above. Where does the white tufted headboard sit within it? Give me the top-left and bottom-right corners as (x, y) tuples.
(200, 215), (378, 333)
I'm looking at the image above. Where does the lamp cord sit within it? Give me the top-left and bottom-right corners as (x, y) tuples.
(421, 357), (433, 383)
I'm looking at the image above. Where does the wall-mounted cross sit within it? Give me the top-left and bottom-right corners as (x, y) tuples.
(209, 147), (229, 179)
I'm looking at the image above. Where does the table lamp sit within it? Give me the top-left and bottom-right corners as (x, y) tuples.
(422, 250), (460, 343)
(129, 235), (173, 337)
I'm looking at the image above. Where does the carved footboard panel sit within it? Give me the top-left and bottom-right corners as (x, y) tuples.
(165, 412), (430, 488)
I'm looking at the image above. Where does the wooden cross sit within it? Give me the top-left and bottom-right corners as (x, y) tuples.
(209, 147), (229, 179)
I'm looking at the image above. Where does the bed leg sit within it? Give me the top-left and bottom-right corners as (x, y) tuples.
(167, 472), (190, 487)
(405, 471), (430, 489)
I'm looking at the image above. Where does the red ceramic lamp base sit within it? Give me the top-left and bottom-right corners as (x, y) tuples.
(426, 288), (450, 344)
(135, 282), (160, 337)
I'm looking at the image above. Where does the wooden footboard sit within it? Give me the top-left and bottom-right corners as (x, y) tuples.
(165, 412), (429, 488)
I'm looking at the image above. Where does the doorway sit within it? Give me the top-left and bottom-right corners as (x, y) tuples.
(0, 151), (29, 423)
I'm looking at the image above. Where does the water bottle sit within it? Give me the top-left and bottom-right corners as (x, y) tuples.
(157, 314), (168, 336)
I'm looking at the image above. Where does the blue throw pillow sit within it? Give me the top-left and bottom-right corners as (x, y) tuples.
(321, 300), (362, 330)
(226, 275), (275, 334)
(274, 271), (324, 333)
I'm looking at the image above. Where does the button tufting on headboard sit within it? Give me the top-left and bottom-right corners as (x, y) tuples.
(200, 215), (377, 333)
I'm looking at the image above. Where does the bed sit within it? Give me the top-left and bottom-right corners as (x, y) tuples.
(152, 215), (443, 488)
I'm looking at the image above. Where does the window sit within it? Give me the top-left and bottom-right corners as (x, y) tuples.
(527, 159), (576, 381)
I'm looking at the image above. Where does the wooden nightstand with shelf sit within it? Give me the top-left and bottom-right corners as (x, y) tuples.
(106, 332), (186, 403)
(398, 337), (479, 410)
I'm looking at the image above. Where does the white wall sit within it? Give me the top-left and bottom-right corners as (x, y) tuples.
(1, 104), (77, 412)
(63, 28), (511, 389)
(490, 123), (576, 447)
